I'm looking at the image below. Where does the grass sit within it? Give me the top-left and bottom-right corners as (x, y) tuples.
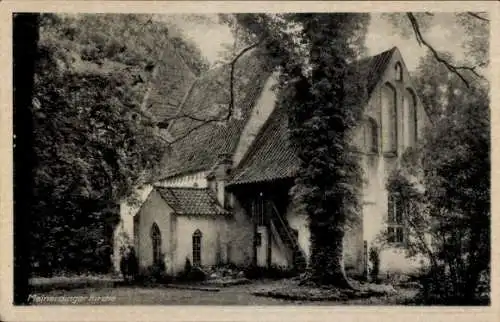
(29, 277), (419, 305)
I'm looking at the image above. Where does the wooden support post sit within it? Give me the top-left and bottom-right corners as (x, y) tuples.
(266, 199), (272, 269)
(252, 198), (257, 267)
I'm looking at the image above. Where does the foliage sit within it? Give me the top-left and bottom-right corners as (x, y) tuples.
(383, 12), (489, 88)
(243, 264), (297, 280)
(29, 13), (207, 274)
(119, 246), (139, 282)
(177, 258), (206, 282)
(224, 11), (489, 293)
(184, 257), (193, 274)
(138, 260), (172, 285)
(383, 68), (489, 304)
(223, 13), (370, 287)
(13, 13), (40, 304)
(169, 35), (210, 75)
(368, 247), (380, 283)
(224, 11), (490, 291)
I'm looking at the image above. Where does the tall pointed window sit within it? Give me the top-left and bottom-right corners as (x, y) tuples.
(364, 118), (378, 154)
(150, 223), (162, 265)
(192, 229), (202, 266)
(382, 83), (397, 155)
(404, 89), (418, 147)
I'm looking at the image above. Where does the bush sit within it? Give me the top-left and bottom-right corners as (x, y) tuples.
(188, 266), (207, 282)
(134, 254), (172, 285)
(184, 257), (192, 274)
(176, 258), (207, 282)
(368, 247), (380, 283)
(414, 266), (490, 305)
(119, 246), (138, 283)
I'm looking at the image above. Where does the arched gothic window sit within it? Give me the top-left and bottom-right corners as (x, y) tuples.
(150, 223), (162, 265)
(192, 229), (202, 266)
(395, 62), (403, 81)
(404, 89), (418, 147)
(364, 118), (378, 154)
(382, 83), (397, 154)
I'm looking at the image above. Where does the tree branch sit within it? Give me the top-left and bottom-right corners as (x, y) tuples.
(160, 118), (225, 145)
(467, 12), (489, 22)
(133, 40), (263, 148)
(406, 12), (485, 88)
(155, 41), (263, 146)
(228, 41), (261, 121)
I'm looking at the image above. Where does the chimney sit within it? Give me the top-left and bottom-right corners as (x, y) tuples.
(207, 153), (233, 207)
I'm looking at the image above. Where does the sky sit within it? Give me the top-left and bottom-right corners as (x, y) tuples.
(165, 13), (469, 73)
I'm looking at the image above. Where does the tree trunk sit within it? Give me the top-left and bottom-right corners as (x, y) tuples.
(309, 225), (354, 289)
(13, 13), (40, 305)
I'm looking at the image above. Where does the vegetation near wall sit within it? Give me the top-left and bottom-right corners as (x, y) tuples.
(30, 13), (208, 275)
(384, 58), (490, 304)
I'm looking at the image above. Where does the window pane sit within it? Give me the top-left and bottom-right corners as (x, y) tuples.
(192, 234), (202, 266)
(396, 227), (404, 243)
(396, 208), (403, 224)
(151, 224), (161, 265)
(388, 194), (394, 223)
(395, 197), (403, 223)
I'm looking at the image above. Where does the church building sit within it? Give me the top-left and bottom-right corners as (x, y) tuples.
(113, 46), (430, 279)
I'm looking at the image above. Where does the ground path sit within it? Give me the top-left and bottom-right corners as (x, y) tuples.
(31, 279), (418, 305)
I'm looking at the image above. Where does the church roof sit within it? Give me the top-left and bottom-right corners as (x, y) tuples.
(155, 187), (229, 216)
(157, 49), (272, 180)
(228, 102), (299, 186)
(145, 38), (197, 122)
(228, 47), (397, 186)
(356, 46), (396, 95)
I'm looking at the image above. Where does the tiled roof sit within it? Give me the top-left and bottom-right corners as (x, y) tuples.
(356, 47), (396, 95)
(228, 47), (397, 186)
(155, 187), (229, 216)
(228, 102), (299, 185)
(157, 49), (272, 179)
(147, 39), (197, 122)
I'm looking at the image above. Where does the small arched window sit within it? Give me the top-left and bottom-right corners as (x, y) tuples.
(404, 89), (418, 147)
(381, 83), (397, 154)
(364, 118), (378, 154)
(192, 229), (202, 266)
(395, 62), (403, 81)
(150, 223), (162, 265)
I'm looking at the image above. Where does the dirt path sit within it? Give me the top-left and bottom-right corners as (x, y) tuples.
(31, 279), (418, 305)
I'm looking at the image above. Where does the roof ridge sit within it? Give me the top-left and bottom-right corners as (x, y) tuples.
(157, 186), (209, 191)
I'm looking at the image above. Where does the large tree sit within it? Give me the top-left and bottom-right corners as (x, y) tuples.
(219, 12), (489, 288)
(13, 12), (40, 306)
(26, 13), (210, 275)
(218, 13), (370, 287)
(384, 42), (489, 304)
(381, 10), (490, 303)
